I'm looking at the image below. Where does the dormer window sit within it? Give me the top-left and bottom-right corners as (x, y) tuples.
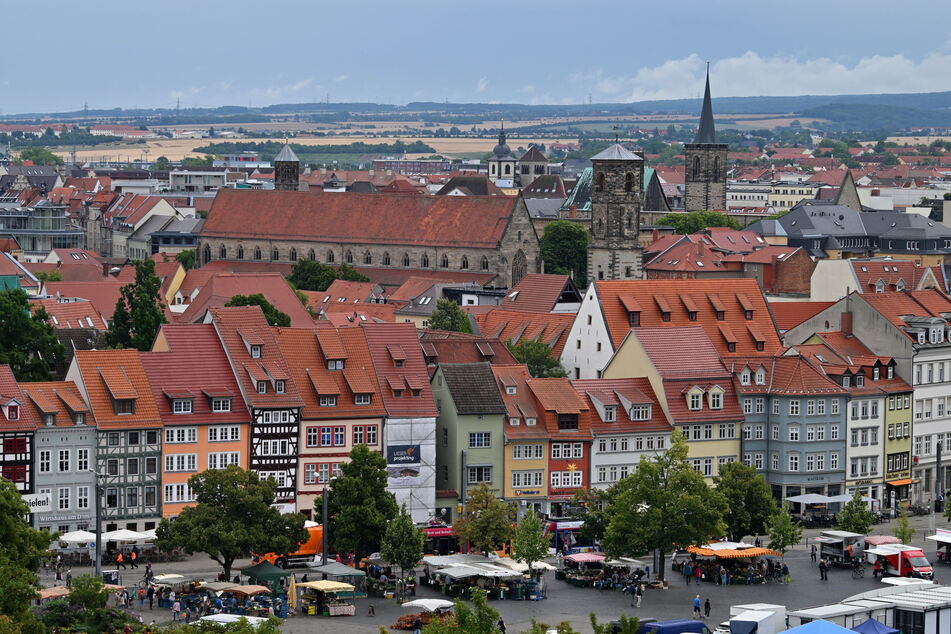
(393, 389), (403, 397)
(716, 311), (725, 321)
(688, 311), (698, 321)
(395, 360), (404, 368)
(327, 359), (344, 371)
(251, 345), (261, 359)
(873, 367), (880, 380)
(506, 386), (516, 395)
(630, 404), (651, 421)
(603, 406), (617, 422)
(354, 394), (371, 406)
(887, 366), (894, 379)
(319, 395), (336, 407)
(755, 368), (766, 385)
(172, 399), (193, 414)
(740, 369), (751, 386)
(113, 399), (135, 415)
(526, 417), (537, 426)
(7, 405), (18, 420)
(44, 414), (55, 426)
(726, 342), (736, 353)
(876, 280), (885, 293)
(856, 374), (864, 387)
(918, 331), (927, 344)
(275, 381), (286, 394)
(661, 311), (671, 322)
(842, 375), (851, 388)
(930, 327), (944, 344)
(211, 398), (232, 412)
(689, 392), (702, 411)
(709, 390), (723, 410)
(73, 413), (85, 425)
(558, 414), (579, 430)
(510, 417), (520, 426)
(411, 389), (422, 397)
(755, 341), (765, 352)
(257, 381), (267, 394)
(629, 312), (640, 327)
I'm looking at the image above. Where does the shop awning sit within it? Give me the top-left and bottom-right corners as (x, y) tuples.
(687, 545), (782, 559)
(564, 552), (605, 564)
(886, 478), (917, 487)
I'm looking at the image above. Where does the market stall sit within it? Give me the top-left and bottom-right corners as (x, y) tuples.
(927, 528), (951, 563)
(307, 561), (367, 597)
(678, 543), (783, 584)
(393, 599), (455, 630)
(557, 552), (606, 587)
(225, 585), (279, 617)
(296, 580), (355, 616)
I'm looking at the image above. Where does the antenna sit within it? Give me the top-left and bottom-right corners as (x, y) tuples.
(613, 125), (621, 144)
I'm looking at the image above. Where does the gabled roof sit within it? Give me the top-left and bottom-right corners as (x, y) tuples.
(210, 306), (304, 409)
(320, 280), (384, 304)
(0, 365), (37, 430)
(72, 350), (161, 428)
(441, 362), (507, 415)
(320, 303), (399, 326)
(769, 301), (835, 332)
(31, 299), (108, 330)
(179, 272), (313, 326)
(859, 289), (951, 337)
(43, 280), (124, 321)
(526, 377), (592, 438)
(202, 189), (520, 250)
(729, 355), (847, 396)
(492, 365), (545, 440)
(594, 279), (781, 356)
(477, 309), (574, 357)
(274, 143), (300, 164)
(20, 381), (89, 426)
(417, 334), (519, 376)
(632, 326), (726, 378)
(499, 274), (581, 313)
(591, 143), (642, 161)
(849, 259), (931, 293)
(362, 322), (437, 418)
(272, 326), (385, 420)
(141, 323), (252, 426)
(570, 377), (673, 435)
(521, 175), (566, 199)
(519, 145), (548, 163)
(435, 175), (505, 196)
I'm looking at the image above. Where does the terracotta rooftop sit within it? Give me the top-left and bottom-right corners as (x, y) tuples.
(0, 365), (38, 431)
(178, 272), (313, 326)
(570, 377), (673, 435)
(498, 274), (580, 313)
(72, 349), (161, 428)
(476, 309), (574, 358)
(850, 259), (931, 293)
(320, 303), (399, 326)
(417, 335), (519, 377)
(43, 280), (125, 321)
(492, 365), (546, 440)
(362, 322), (437, 418)
(769, 301), (836, 332)
(19, 381), (89, 427)
(526, 377), (592, 439)
(859, 289), (951, 337)
(31, 299), (108, 330)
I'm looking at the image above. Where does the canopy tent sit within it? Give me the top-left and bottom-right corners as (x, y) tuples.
(865, 536), (902, 546)
(926, 528), (951, 545)
(827, 494), (871, 503)
(851, 619), (899, 634)
(102, 529), (146, 541)
(139, 528), (157, 541)
(198, 615), (269, 628)
(785, 494), (833, 504)
(687, 545), (781, 559)
(37, 586), (70, 600)
(152, 574), (186, 585)
(564, 552), (605, 564)
(494, 557), (555, 573)
(788, 620), (858, 634)
(224, 585), (271, 596)
(307, 561), (365, 577)
(402, 598), (454, 612)
(58, 530), (96, 543)
(241, 560), (291, 582)
(199, 581), (236, 592)
(434, 565), (482, 580)
(297, 580), (354, 593)
(604, 557), (646, 569)
(303, 520), (319, 528)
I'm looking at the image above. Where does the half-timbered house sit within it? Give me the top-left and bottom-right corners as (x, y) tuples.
(0, 365), (37, 493)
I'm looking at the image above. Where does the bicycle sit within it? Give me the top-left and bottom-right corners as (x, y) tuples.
(851, 562), (865, 579)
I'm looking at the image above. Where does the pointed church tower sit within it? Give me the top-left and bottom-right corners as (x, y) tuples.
(684, 64), (728, 212)
(834, 169), (862, 212)
(274, 141), (300, 191)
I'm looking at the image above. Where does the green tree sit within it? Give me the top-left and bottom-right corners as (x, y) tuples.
(765, 503), (802, 555)
(421, 589), (499, 634)
(153, 156), (171, 170)
(35, 270), (62, 283)
(327, 444), (398, 560)
(335, 263), (370, 283)
(540, 220), (589, 289)
(0, 289), (65, 381)
(288, 259), (338, 292)
(657, 210), (739, 234)
(893, 506), (916, 544)
(154, 466), (307, 578)
(511, 511), (548, 578)
(106, 259), (167, 351)
(18, 147), (63, 166)
(175, 249), (196, 271)
(592, 613), (640, 634)
(837, 490), (876, 535)
(225, 294), (291, 327)
(67, 574), (110, 612)
(182, 155), (215, 168)
(380, 503), (425, 601)
(602, 433), (726, 581)
(713, 461), (777, 540)
(453, 483), (516, 554)
(880, 152), (900, 166)
(506, 339), (568, 378)
(569, 487), (613, 543)
(427, 298), (472, 333)
(0, 479), (53, 628)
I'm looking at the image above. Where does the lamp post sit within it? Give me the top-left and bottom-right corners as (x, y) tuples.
(89, 469), (104, 578)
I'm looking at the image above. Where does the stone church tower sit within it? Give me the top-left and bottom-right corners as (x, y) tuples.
(684, 66), (728, 211)
(487, 120), (517, 184)
(587, 143), (644, 281)
(274, 142), (300, 191)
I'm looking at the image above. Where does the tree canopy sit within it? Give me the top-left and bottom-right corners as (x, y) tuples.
(225, 294), (291, 327)
(105, 259), (167, 351)
(154, 466), (308, 578)
(657, 210), (739, 234)
(506, 339), (568, 378)
(713, 461), (777, 540)
(540, 220), (590, 289)
(175, 249), (196, 271)
(0, 478), (53, 629)
(327, 444), (398, 559)
(380, 503), (425, 600)
(421, 589), (499, 634)
(427, 298), (472, 333)
(18, 147), (63, 166)
(893, 506), (915, 544)
(0, 289), (65, 381)
(765, 503), (802, 555)
(511, 511), (548, 578)
(288, 259), (369, 292)
(602, 433), (726, 581)
(837, 490), (876, 535)
(453, 483), (516, 554)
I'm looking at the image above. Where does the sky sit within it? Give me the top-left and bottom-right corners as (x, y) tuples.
(4, 0), (951, 114)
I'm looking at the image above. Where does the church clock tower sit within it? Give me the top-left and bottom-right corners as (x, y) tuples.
(684, 64), (728, 212)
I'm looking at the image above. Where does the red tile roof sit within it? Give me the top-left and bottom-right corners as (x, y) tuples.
(859, 290), (951, 337)
(31, 299), (108, 330)
(0, 365), (38, 431)
(348, 267), (495, 289)
(201, 189), (521, 249)
(850, 260), (930, 293)
(178, 272), (313, 326)
(493, 365), (546, 440)
(272, 327), (386, 420)
(0, 253), (38, 289)
(73, 349), (162, 428)
(476, 309), (574, 358)
(499, 274), (577, 313)
(141, 323), (252, 426)
(211, 306), (305, 409)
(321, 280), (384, 304)
(570, 377), (673, 434)
(526, 377), (591, 440)
(362, 322), (437, 417)
(417, 335), (519, 377)
(769, 301), (835, 332)
(595, 279), (781, 357)
(389, 277), (438, 303)
(43, 280), (125, 321)
(320, 303), (399, 326)
(19, 381), (89, 427)
(729, 356), (847, 396)
(632, 326), (726, 377)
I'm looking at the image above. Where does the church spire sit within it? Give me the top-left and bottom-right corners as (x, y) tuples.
(693, 62), (718, 145)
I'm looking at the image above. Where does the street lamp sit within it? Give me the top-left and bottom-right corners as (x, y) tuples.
(88, 469), (104, 577)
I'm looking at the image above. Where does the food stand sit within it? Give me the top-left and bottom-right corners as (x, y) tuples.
(679, 543), (783, 584)
(306, 561), (367, 598)
(557, 552), (605, 587)
(224, 585), (277, 617)
(926, 528), (951, 563)
(296, 580), (355, 616)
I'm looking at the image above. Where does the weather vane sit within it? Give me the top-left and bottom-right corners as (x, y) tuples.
(613, 125), (621, 144)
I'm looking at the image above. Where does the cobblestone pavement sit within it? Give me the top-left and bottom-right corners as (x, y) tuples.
(44, 512), (951, 633)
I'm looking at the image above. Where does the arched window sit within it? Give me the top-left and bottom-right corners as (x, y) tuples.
(460, 256), (469, 270)
(289, 248), (297, 262)
(713, 156), (720, 182)
(440, 254), (449, 268)
(364, 251), (372, 265)
(627, 214), (632, 229)
(254, 247), (262, 260)
(481, 256), (489, 271)
(203, 245), (211, 264)
(421, 254), (430, 268)
(596, 172), (605, 192)
(625, 172), (634, 193)
(237, 246), (244, 260)
(517, 231), (522, 242)
(326, 250), (333, 263)
(402, 253), (410, 267)
(504, 164), (511, 175)
(598, 219), (604, 233)
(346, 250), (353, 264)
(383, 252), (391, 266)
(219, 245), (227, 259)
(272, 247), (279, 261)
(512, 250), (527, 285)
(693, 156), (701, 179)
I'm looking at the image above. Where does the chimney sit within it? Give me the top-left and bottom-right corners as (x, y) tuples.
(652, 228), (659, 242)
(698, 240), (705, 256)
(321, 166), (327, 177)
(569, 205), (577, 218)
(841, 312), (853, 336)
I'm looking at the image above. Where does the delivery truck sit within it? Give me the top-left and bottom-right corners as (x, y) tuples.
(815, 530), (865, 566)
(865, 544), (933, 579)
(252, 524), (323, 568)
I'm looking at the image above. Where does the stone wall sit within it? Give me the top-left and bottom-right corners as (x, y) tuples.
(684, 143), (728, 212)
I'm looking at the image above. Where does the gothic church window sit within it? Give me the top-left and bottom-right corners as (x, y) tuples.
(364, 251), (372, 265)
(625, 172), (634, 193)
(422, 254), (430, 268)
(383, 252), (391, 266)
(272, 247), (279, 261)
(346, 251), (353, 264)
(481, 256), (489, 271)
(254, 247), (262, 260)
(237, 246), (244, 260)
(289, 248), (297, 262)
(203, 245), (211, 264)
(596, 172), (606, 192)
(402, 253), (410, 267)
(440, 254), (449, 268)
(693, 156), (701, 179)
(325, 250), (333, 263)
(713, 157), (720, 182)
(219, 245), (227, 259)
(461, 256), (469, 270)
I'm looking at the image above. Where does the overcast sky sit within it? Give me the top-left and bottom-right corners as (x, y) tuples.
(4, 0), (951, 114)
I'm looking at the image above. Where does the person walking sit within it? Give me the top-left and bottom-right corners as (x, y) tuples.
(819, 558), (827, 581)
(116, 552), (125, 570)
(147, 586), (154, 610)
(693, 595), (702, 619)
(413, 616), (422, 634)
(629, 583), (637, 606)
(781, 562), (790, 585)
(811, 544), (817, 563)
(704, 598), (711, 619)
(684, 562), (692, 585)
(720, 566), (728, 586)
(172, 600), (181, 622)
(746, 566), (753, 585)
(695, 565), (702, 585)
(497, 617), (506, 633)
(636, 584), (643, 608)
(66, 569), (72, 588)
(130, 549), (137, 569)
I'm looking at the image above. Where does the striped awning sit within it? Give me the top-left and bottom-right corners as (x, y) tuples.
(687, 545), (782, 559)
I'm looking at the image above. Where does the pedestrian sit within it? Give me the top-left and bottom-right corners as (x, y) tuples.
(635, 584), (643, 608)
(66, 569), (72, 588)
(130, 549), (137, 569)
(746, 566), (753, 585)
(782, 563), (789, 584)
(873, 559), (881, 580)
(811, 544), (817, 563)
(55, 567), (62, 586)
(704, 598), (711, 619)
(146, 560), (152, 575)
(819, 558), (827, 581)
(695, 565), (702, 585)
(720, 566), (728, 586)
(147, 585), (154, 610)
(43, 561), (49, 578)
(116, 552), (125, 570)
(413, 616), (422, 634)
(498, 616), (507, 633)
(693, 594), (701, 619)
(645, 564), (650, 581)
(172, 600), (181, 622)
(184, 606), (191, 625)
(755, 537), (761, 548)
(684, 562), (692, 585)
(138, 587), (145, 609)
(367, 603), (375, 616)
